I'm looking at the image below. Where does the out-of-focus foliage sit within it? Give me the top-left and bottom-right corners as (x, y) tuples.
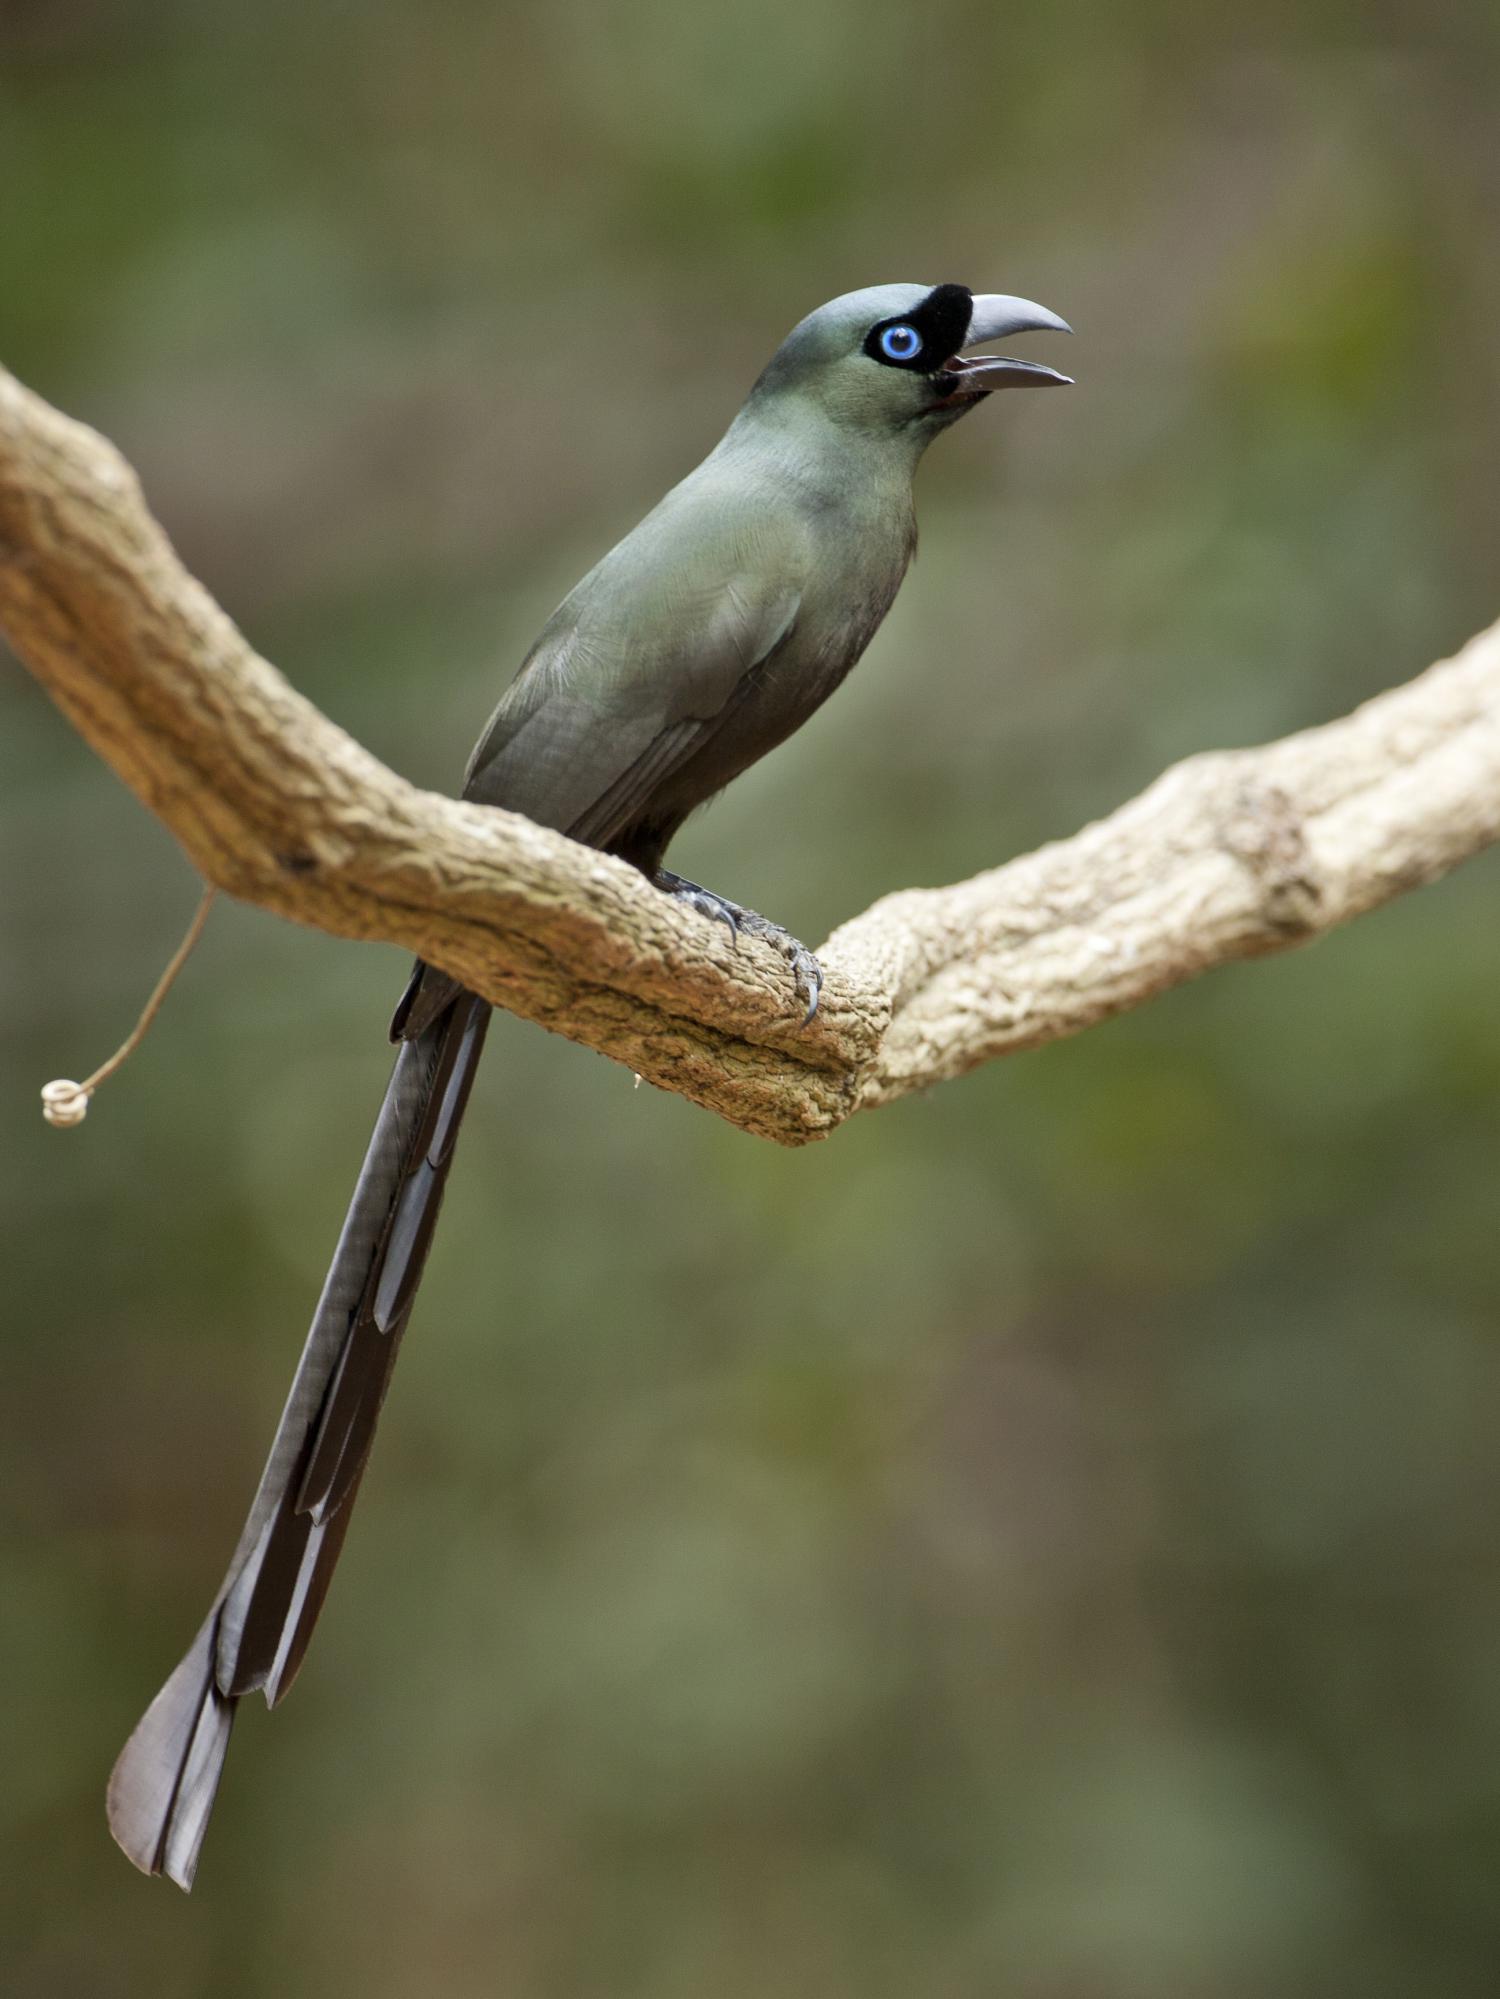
(3, 3), (1500, 1993)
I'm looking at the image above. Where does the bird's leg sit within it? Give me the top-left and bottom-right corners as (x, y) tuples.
(653, 870), (823, 1023)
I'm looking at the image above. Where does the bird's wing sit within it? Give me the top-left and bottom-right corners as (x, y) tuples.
(390, 500), (807, 1039)
(461, 508), (806, 849)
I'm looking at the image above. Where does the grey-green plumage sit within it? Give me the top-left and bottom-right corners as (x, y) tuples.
(107, 280), (1071, 1887)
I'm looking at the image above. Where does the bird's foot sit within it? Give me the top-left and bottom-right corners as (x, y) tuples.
(655, 870), (741, 943)
(654, 871), (823, 1023)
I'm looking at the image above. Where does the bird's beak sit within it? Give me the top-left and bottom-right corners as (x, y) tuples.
(937, 293), (1073, 396)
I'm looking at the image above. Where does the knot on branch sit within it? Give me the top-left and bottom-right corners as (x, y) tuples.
(1217, 776), (1323, 936)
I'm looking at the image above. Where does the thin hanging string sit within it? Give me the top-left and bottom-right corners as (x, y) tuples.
(41, 885), (218, 1128)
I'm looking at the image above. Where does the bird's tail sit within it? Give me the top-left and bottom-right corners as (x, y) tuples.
(106, 991), (491, 1890)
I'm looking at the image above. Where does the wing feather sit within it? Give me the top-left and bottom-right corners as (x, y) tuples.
(462, 493), (806, 846)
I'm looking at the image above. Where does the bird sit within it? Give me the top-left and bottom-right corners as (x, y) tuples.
(106, 280), (1071, 1889)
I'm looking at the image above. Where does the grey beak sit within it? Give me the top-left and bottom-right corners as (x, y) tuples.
(946, 292), (1073, 393)
(965, 294), (1073, 343)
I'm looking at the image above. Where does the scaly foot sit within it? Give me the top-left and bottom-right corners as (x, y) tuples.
(654, 870), (823, 1024)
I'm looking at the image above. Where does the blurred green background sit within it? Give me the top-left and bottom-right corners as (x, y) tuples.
(4, 3), (1500, 1994)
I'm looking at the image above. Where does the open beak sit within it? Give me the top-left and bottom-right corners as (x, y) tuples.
(937, 293), (1073, 397)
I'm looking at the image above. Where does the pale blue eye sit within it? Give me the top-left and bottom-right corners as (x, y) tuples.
(879, 323), (922, 362)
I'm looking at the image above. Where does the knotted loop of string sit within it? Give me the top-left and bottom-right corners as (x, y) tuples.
(41, 885), (218, 1127)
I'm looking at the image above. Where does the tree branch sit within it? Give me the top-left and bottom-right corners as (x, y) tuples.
(4, 361), (1498, 1145)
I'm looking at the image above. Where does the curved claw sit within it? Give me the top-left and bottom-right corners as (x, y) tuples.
(793, 952), (823, 1025)
(688, 893), (739, 944)
(655, 871), (739, 944)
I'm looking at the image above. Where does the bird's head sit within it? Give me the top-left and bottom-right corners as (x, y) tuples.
(748, 281), (1072, 447)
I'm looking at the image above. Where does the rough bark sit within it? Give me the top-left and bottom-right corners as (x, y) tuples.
(3, 361), (1498, 1144)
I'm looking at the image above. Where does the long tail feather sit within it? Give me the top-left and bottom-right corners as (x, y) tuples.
(107, 993), (490, 1889)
